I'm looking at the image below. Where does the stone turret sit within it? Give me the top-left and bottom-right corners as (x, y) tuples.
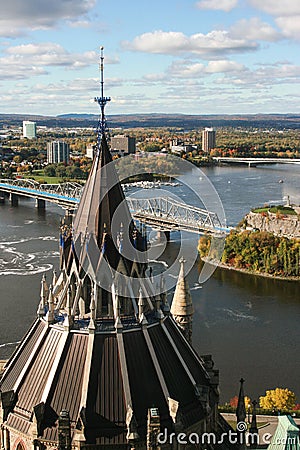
(170, 257), (194, 343)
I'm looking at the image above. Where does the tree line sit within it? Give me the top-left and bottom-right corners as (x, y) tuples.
(198, 230), (300, 278)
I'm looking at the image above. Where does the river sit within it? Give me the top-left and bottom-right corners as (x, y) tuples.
(0, 163), (299, 404)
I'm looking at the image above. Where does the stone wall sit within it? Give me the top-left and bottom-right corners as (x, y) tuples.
(244, 211), (300, 238)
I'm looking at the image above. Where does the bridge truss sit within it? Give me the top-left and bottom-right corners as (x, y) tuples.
(127, 196), (225, 234)
(0, 179), (82, 208)
(0, 179), (227, 235)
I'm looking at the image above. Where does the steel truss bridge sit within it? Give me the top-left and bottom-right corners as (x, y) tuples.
(126, 197), (225, 234)
(0, 178), (227, 235)
(0, 178), (82, 208)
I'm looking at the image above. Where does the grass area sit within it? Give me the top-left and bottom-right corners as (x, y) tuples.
(252, 207), (269, 213)
(19, 171), (82, 185)
(24, 174), (63, 184)
(252, 205), (297, 215)
(269, 206), (297, 215)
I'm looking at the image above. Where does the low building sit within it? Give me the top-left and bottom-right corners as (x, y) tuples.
(170, 144), (194, 155)
(111, 135), (136, 154)
(86, 144), (96, 159)
(169, 139), (195, 155)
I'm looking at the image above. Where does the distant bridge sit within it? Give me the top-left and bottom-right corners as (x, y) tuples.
(0, 178), (82, 208)
(212, 157), (300, 167)
(0, 178), (228, 235)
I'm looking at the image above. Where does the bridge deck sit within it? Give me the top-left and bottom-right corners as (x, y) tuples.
(0, 179), (228, 235)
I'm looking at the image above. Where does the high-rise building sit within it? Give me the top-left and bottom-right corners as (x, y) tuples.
(47, 141), (70, 163)
(22, 121), (36, 139)
(111, 135), (136, 154)
(202, 127), (216, 153)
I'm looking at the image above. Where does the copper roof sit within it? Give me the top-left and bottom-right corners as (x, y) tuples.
(0, 313), (218, 445)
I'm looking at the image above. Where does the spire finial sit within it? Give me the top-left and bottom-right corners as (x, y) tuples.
(52, 269), (57, 287)
(47, 284), (55, 324)
(94, 45), (111, 151)
(64, 286), (73, 330)
(90, 283), (97, 321)
(179, 257), (186, 279)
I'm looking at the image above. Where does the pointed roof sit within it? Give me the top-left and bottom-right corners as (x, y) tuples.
(73, 132), (132, 249)
(170, 257), (194, 317)
(236, 378), (246, 422)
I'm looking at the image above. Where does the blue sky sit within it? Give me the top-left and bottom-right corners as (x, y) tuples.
(0, 0), (299, 116)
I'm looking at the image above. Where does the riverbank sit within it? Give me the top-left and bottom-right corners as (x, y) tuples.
(201, 256), (300, 282)
(199, 224), (300, 280)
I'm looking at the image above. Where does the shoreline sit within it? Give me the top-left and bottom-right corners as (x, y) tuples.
(201, 256), (300, 282)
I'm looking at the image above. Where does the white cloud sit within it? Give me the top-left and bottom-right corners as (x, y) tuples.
(6, 43), (66, 57)
(0, 76), (125, 115)
(205, 60), (245, 72)
(217, 62), (300, 89)
(0, 43), (120, 81)
(275, 16), (300, 39)
(196, 0), (238, 12)
(229, 17), (281, 42)
(168, 61), (205, 78)
(0, 44), (97, 76)
(249, 0), (300, 17)
(172, 59), (245, 77)
(141, 59), (245, 84)
(0, 43), (119, 81)
(123, 30), (257, 57)
(0, 66), (47, 80)
(248, 0), (300, 40)
(0, 0), (96, 37)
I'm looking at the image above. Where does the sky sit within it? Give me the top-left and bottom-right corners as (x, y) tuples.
(0, 0), (300, 116)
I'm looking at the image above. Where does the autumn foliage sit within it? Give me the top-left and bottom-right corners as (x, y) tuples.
(230, 395), (252, 409)
(198, 230), (300, 277)
(259, 388), (296, 411)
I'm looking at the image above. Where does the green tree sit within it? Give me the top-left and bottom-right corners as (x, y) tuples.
(44, 165), (56, 177)
(55, 164), (67, 178)
(65, 165), (83, 179)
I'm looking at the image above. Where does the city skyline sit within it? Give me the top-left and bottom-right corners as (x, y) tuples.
(0, 0), (299, 116)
